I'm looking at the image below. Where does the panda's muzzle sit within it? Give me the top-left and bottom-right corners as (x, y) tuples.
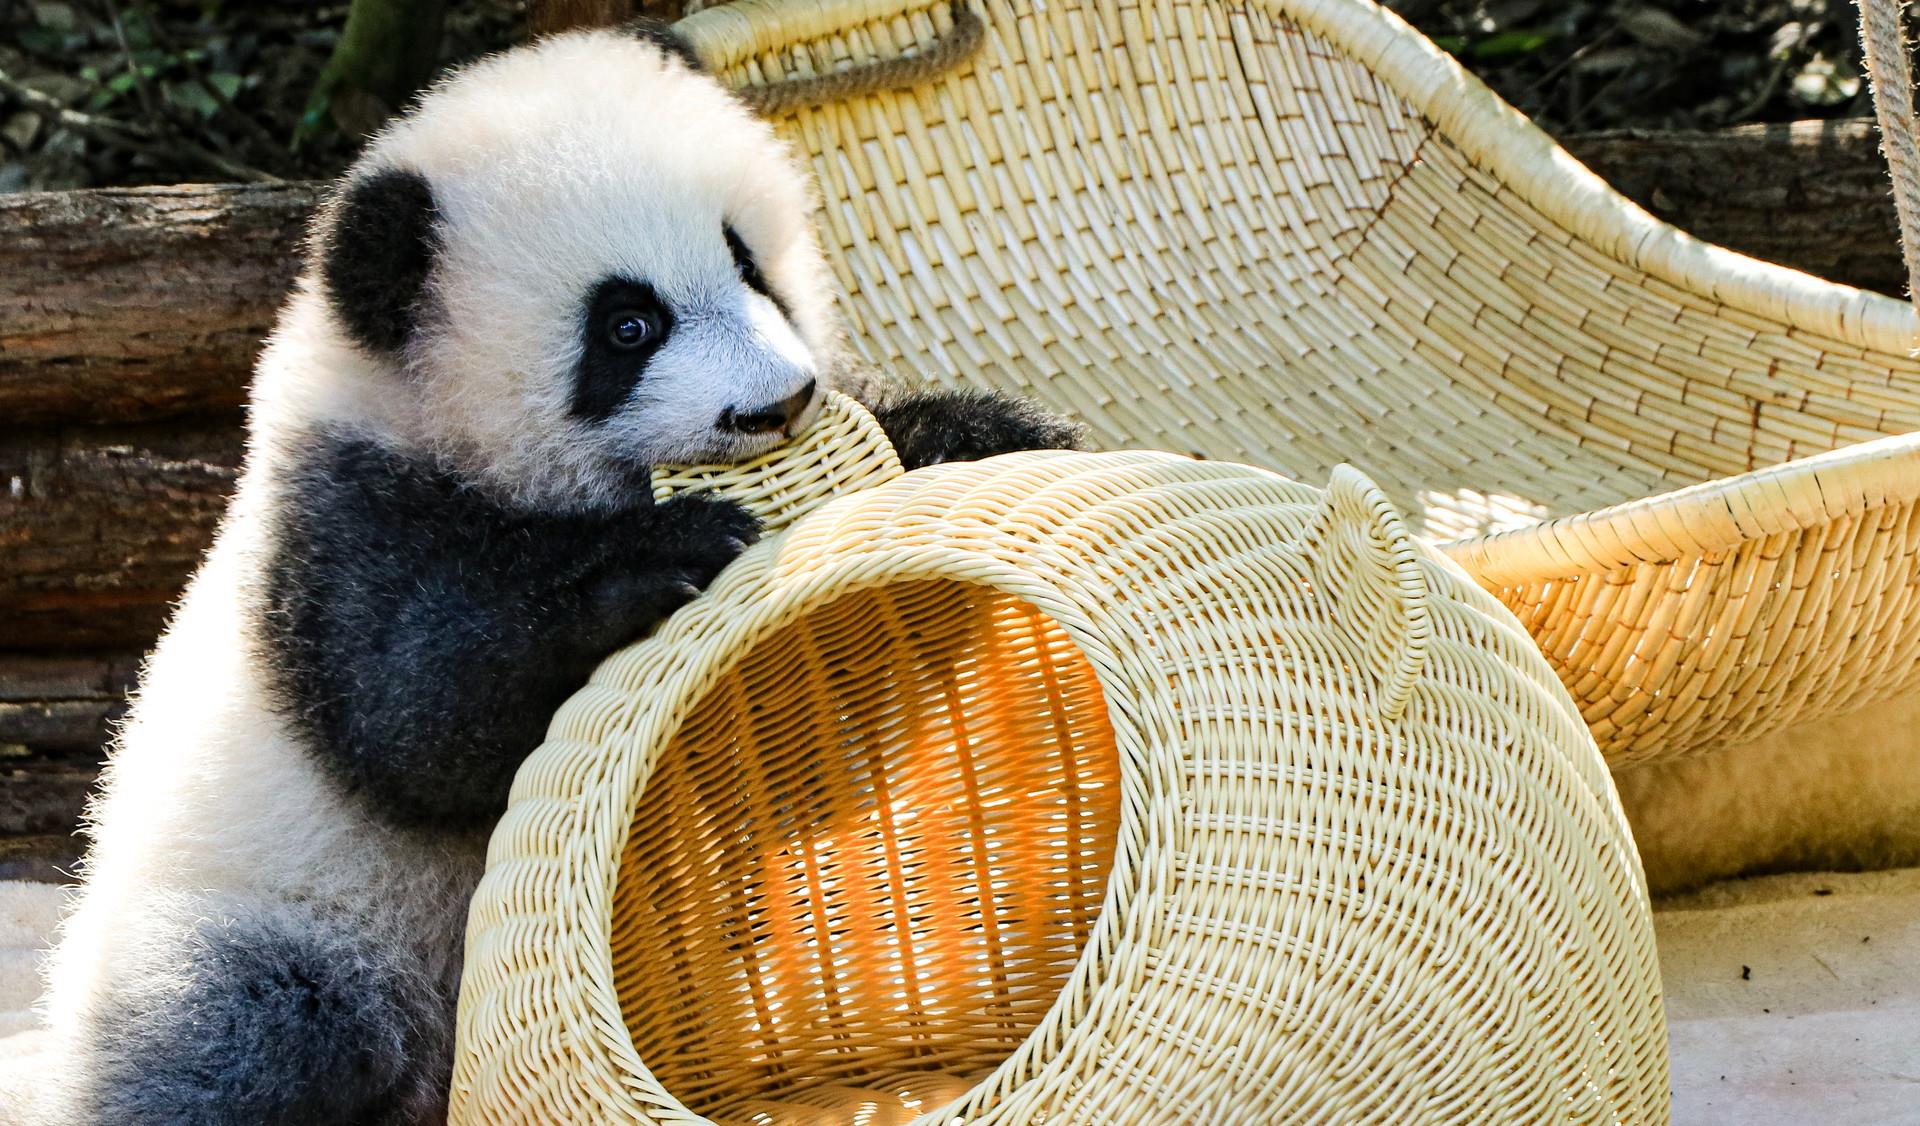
(717, 378), (817, 436)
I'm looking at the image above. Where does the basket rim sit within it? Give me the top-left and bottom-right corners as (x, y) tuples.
(677, 0), (1917, 356)
(1440, 430), (1920, 583)
(456, 451), (1668, 1119)
(510, 516), (1170, 1122)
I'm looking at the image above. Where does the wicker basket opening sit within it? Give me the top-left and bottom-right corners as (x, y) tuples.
(609, 577), (1122, 1125)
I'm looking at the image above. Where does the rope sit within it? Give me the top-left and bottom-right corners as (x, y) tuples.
(1861, 0), (1920, 329)
(731, 1), (985, 115)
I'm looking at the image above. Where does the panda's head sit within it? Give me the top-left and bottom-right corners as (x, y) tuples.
(277, 23), (836, 510)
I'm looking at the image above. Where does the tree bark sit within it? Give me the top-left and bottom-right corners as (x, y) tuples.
(0, 654), (141, 751)
(0, 833), (84, 883)
(0, 424), (242, 649)
(0, 654), (136, 879)
(299, 0), (450, 144)
(0, 183), (317, 426)
(0, 657), (138, 880)
(0, 739), (110, 880)
(1563, 119), (1904, 299)
(527, 0), (639, 36)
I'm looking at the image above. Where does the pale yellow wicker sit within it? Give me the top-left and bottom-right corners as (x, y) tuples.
(671, 0), (1920, 766)
(649, 389), (905, 530)
(449, 393), (1666, 1124)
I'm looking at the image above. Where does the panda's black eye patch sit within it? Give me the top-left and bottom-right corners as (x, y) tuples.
(725, 224), (790, 320)
(573, 278), (673, 422)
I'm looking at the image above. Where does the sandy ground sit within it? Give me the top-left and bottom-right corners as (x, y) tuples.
(1658, 868), (1920, 1123)
(1, 870), (1915, 1123)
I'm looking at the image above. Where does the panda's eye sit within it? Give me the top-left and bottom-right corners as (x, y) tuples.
(574, 277), (672, 421)
(606, 309), (659, 350)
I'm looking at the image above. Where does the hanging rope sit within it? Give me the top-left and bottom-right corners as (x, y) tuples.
(1861, 0), (1920, 329)
(721, 0), (990, 113)
(728, 1), (985, 116)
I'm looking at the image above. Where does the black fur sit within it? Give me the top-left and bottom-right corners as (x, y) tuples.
(621, 17), (704, 71)
(262, 434), (758, 829)
(83, 909), (432, 1125)
(320, 169), (440, 354)
(725, 224), (790, 320)
(572, 277), (675, 421)
(867, 388), (1087, 470)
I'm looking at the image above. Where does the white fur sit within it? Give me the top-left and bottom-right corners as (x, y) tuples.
(259, 28), (840, 510)
(38, 473), (485, 1116)
(37, 29), (843, 1120)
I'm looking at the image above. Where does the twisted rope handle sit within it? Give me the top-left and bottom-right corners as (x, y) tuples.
(679, 0), (986, 114)
(1861, 0), (1920, 335)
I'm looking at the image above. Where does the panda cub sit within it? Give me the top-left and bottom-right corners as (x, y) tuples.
(39, 24), (1079, 1126)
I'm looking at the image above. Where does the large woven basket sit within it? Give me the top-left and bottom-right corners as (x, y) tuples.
(450, 393), (1665, 1124)
(674, 0), (1920, 768)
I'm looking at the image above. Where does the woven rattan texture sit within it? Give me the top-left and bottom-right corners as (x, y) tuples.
(673, 0), (1920, 765)
(450, 449), (1667, 1124)
(613, 578), (1119, 1121)
(652, 389), (905, 533)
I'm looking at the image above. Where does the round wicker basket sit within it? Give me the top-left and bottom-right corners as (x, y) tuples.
(674, 0), (1920, 770)
(448, 394), (1666, 1124)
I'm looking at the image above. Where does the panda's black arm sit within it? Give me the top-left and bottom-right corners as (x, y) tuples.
(862, 388), (1086, 470)
(263, 436), (757, 830)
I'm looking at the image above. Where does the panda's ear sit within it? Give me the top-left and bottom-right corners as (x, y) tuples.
(319, 168), (440, 355)
(620, 17), (704, 72)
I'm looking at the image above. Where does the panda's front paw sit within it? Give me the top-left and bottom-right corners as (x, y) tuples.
(870, 389), (1087, 470)
(647, 490), (764, 594)
(575, 492), (761, 648)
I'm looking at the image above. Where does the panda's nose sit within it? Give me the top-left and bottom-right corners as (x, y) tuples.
(718, 379), (817, 435)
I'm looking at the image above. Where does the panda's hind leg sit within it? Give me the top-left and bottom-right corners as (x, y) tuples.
(73, 903), (442, 1126)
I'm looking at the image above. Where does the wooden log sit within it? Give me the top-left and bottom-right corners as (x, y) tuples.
(0, 833), (84, 883)
(528, 0), (636, 35)
(0, 654), (141, 751)
(0, 700), (120, 751)
(0, 124), (1904, 432)
(1563, 119), (1904, 299)
(0, 751), (101, 841)
(0, 756), (104, 880)
(0, 183), (317, 425)
(0, 424), (242, 649)
(0, 655), (140, 879)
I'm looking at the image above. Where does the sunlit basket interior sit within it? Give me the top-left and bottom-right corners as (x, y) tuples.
(614, 579), (1119, 1121)
(450, 397), (1668, 1124)
(676, 0), (1920, 767)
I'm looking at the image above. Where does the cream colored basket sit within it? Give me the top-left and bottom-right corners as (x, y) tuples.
(449, 393), (1666, 1125)
(675, 0), (1920, 766)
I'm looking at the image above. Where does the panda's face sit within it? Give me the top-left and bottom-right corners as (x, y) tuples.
(302, 26), (835, 510)
(419, 172), (824, 477)
(572, 263), (816, 443)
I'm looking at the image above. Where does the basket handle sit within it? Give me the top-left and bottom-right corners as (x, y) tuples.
(1296, 465), (1432, 722)
(649, 389), (905, 534)
(676, 0), (986, 112)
